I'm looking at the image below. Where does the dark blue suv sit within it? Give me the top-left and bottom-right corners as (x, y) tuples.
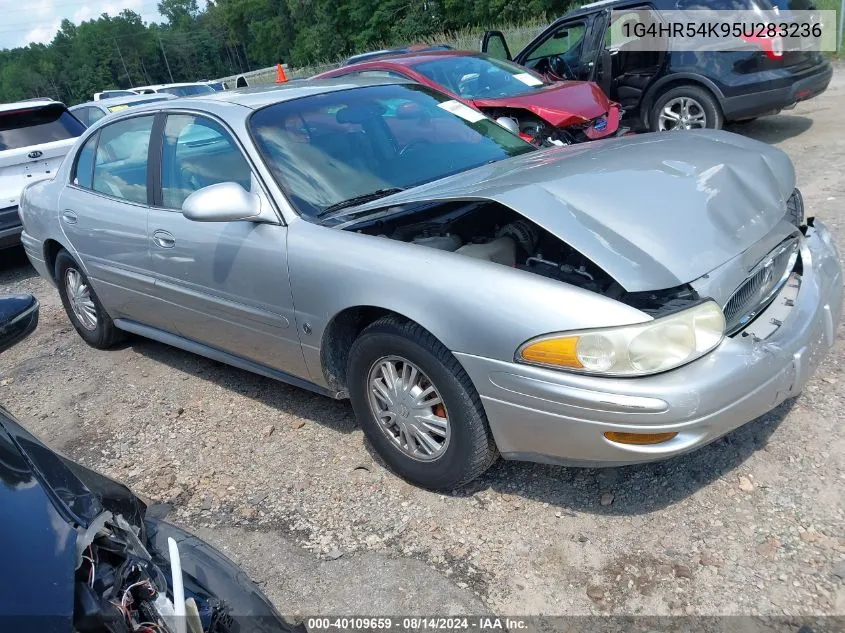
(481, 0), (832, 131)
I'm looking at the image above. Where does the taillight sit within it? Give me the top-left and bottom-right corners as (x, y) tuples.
(740, 34), (784, 60)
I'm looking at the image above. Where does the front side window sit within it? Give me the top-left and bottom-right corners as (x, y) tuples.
(526, 22), (588, 61)
(92, 115), (154, 204)
(249, 83), (533, 219)
(412, 55), (547, 99)
(161, 114), (252, 210)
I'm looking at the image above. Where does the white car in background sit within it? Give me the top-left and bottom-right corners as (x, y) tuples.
(132, 82), (217, 97)
(93, 89), (138, 101)
(0, 100), (84, 249)
(70, 93), (177, 128)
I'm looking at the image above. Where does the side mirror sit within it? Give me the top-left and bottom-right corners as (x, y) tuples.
(181, 181), (273, 223)
(0, 295), (39, 354)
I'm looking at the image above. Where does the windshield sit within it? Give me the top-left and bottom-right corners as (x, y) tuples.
(0, 104), (84, 151)
(412, 55), (547, 99)
(249, 83), (534, 218)
(159, 84), (215, 97)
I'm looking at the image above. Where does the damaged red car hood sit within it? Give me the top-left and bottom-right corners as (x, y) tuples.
(470, 81), (612, 127)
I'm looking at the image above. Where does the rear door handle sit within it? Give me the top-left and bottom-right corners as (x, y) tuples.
(152, 230), (175, 249)
(62, 210), (78, 224)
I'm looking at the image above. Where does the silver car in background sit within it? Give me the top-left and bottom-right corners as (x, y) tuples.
(70, 93), (177, 128)
(17, 78), (842, 490)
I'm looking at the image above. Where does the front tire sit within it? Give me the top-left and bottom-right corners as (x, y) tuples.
(347, 317), (497, 490)
(55, 250), (124, 349)
(650, 85), (722, 132)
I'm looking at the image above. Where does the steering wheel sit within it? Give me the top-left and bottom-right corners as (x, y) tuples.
(548, 54), (576, 80)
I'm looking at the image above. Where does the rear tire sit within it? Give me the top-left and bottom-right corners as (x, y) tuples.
(347, 317), (497, 490)
(55, 250), (124, 349)
(650, 85), (723, 132)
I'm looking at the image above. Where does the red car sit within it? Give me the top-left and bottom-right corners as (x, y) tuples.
(315, 50), (623, 146)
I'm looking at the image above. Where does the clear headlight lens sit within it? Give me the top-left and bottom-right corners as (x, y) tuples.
(518, 301), (725, 376)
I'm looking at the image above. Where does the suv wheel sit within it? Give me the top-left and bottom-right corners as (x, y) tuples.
(347, 317), (498, 490)
(55, 250), (124, 349)
(650, 85), (723, 132)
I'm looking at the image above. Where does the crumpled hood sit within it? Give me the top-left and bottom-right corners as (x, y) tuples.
(470, 80), (611, 127)
(352, 129), (795, 292)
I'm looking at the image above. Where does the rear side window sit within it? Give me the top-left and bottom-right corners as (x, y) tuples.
(73, 132), (98, 189)
(0, 104), (85, 151)
(71, 108), (89, 126)
(88, 108), (106, 124)
(92, 115), (154, 204)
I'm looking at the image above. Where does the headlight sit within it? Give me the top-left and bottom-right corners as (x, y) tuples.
(517, 300), (725, 376)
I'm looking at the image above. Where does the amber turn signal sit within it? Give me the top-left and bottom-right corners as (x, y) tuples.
(603, 431), (678, 445)
(519, 336), (583, 368)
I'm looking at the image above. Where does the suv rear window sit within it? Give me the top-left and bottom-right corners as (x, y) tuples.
(0, 104), (85, 151)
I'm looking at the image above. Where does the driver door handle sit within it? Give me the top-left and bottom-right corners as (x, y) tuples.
(152, 229), (175, 249)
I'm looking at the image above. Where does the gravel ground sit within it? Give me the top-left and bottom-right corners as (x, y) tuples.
(2, 68), (844, 620)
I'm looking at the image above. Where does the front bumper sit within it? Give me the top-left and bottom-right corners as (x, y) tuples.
(456, 221), (842, 466)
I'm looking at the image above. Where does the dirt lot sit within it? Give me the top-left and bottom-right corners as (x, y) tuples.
(2, 68), (845, 620)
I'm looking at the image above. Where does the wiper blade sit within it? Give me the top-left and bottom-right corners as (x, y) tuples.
(317, 187), (404, 220)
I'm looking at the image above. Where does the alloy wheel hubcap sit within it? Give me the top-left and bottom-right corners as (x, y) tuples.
(659, 97), (707, 131)
(65, 268), (98, 331)
(367, 356), (450, 462)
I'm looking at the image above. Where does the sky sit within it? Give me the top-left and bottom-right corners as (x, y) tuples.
(0, 0), (166, 50)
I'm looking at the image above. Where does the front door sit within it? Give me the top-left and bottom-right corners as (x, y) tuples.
(58, 115), (155, 321)
(147, 112), (308, 378)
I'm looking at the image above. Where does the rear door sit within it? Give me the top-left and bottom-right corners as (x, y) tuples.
(147, 112), (307, 377)
(58, 114), (156, 322)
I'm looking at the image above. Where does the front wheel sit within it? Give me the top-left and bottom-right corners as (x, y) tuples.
(347, 317), (497, 490)
(650, 85), (723, 132)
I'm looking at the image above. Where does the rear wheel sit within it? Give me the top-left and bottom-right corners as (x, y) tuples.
(55, 250), (124, 349)
(650, 85), (722, 132)
(347, 317), (497, 490)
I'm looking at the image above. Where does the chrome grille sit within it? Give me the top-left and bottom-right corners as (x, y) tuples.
(723, 237), (800, 335)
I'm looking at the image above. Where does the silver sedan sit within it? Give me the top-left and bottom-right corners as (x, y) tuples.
(18, 78), (842, 489)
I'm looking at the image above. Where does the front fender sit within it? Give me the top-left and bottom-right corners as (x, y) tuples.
(287, 219), (650, 386)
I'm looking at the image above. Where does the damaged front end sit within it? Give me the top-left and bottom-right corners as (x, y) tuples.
(349, 198), (701, 316)
(0, 411), (301, 633)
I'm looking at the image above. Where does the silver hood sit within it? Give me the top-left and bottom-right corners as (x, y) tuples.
(349, 129), (796, 292)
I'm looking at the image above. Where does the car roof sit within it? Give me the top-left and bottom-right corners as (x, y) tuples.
(133, 82), (208, 90)
(137, 76), (415, 111)
(72, 94), (177, 110)
(347, 49), (482, 68)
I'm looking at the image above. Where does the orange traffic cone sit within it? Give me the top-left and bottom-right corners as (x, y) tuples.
(276, 63), (288, 83)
